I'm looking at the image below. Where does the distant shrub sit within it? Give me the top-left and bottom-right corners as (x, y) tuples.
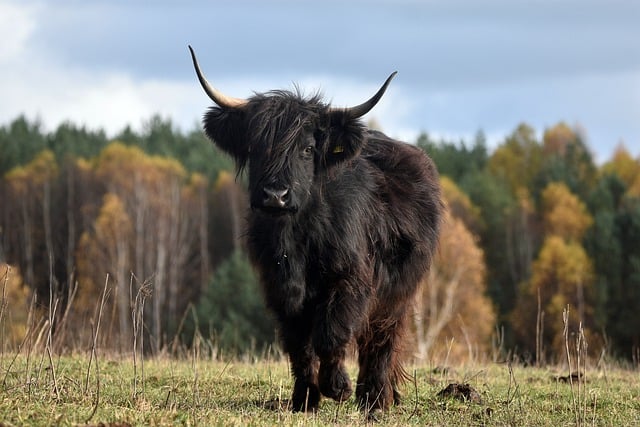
(192, 250), (276, 356)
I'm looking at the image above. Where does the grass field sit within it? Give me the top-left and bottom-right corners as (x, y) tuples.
(1, 350), (639, 426)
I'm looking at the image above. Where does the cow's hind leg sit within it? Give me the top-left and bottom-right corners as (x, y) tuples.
(356, 309), (408, 413)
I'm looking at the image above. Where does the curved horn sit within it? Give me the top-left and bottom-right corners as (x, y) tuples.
(188, 45), (248, 109)
(332, 72), (397, 118)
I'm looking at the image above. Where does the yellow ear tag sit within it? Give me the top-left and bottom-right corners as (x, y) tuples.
(332, 145), (344, 154)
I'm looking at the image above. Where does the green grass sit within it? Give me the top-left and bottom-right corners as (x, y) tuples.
(1, 352), (639, 426)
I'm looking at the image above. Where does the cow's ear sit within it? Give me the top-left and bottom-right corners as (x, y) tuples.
(322, 110), (366, 168)
(203, 107), (248, 168)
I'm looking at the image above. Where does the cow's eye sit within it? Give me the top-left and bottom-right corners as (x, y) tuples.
(303, 145), (314, 156)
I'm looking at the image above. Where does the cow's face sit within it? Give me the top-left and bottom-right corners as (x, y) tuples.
(204, 95), (366, 216)
(246, 115), (320, 215)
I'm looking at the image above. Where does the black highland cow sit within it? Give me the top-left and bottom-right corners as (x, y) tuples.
(189, 46), (443, 414)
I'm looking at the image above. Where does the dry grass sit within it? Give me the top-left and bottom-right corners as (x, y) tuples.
(1, 267), (639, 426)
(1, 352), (640, 426)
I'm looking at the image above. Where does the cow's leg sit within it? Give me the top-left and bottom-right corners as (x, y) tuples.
(279, 315), (321, 412)
(355, 308), (408, 413)
(317, 346), (352, 402)
(313, 283), (370, 402)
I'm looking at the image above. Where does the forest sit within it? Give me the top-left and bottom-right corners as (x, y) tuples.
(1, 114), (640, 364)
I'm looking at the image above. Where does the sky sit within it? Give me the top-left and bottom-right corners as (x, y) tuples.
(1, 0), (639, 163)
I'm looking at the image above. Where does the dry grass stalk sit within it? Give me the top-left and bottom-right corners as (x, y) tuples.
(0, 266), (9, 363)
(84, 274), (111, 423)
(535, 287), (545, 367)
(45, 256), (61, 400)
(563, 305), (593, 426)
(131, 273), (152, 400)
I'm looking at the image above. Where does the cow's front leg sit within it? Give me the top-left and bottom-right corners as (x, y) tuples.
(279, 314), (321, 412)
(290, 345), (320, 412)
(313, 282), (370, 402)
(317, 347), (352, 402)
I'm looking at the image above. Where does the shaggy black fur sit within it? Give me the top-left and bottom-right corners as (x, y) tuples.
(202, 88), (443, 413)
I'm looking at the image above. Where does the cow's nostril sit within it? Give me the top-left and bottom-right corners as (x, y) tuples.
(263, 187), (289, 208)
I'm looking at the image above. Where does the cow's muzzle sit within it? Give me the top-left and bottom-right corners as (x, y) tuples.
(263, 187), (290, 209)
(254, 186), (296, 215)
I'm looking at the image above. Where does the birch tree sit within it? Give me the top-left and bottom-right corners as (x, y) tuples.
(414, 180), (495, 363)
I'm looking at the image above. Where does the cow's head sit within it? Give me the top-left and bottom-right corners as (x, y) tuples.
(189, 46), (396, 216)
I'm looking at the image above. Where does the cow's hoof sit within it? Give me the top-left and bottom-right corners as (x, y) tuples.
(356, 382), (393, 413)
(319, 363), (353, 402)
(366, 408), (383, 422)
(291, 383), (321, 413)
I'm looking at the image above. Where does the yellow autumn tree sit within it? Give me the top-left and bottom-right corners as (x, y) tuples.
(488, 123), (543, 196)
(440, 176), (483, 234)
(77, 193), (133, 348)
(512, 236), (597, 360)
(4, 150), (59, 289)
(0, 264), (31, 348)
(602, 145), (640, 187)
(75, 141), (203, 350)
(505, 187), (536, 286)
(602, 145), (640, 197)
(542, 122), (576, 157)
(414, 180), (495, 364)
(512, 182), (598, 361)
(541, 182), (593, 241)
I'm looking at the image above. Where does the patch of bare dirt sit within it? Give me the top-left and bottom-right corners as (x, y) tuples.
(555, 372), (584, 383)
(436, 383), (482, 404)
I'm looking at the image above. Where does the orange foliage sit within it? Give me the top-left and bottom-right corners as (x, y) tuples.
(214, 170), (234, 192)
(488, 123), (542, 195)
(512, 236), (597, 359)
(0, 264), (31, 347)
(513, 182), (599, 361)
(440, 176), (482, 234)
(414, 180), (495, 363)
(602, 145), (640, 186)
(5, 150), (58, 194)
(543, 122), (577, 156)
(76, 194), (132, 312)
(74, 142), (207, 349)
(541, 182), (593, 241)
(602, 145), (640, 197)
